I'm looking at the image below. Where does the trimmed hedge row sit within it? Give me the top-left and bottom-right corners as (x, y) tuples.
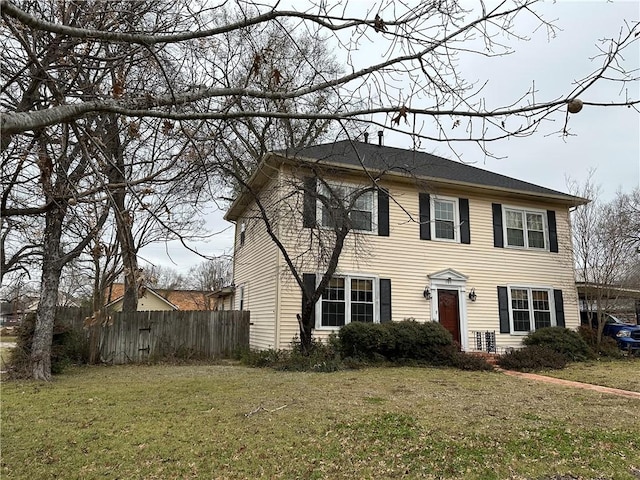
(338, 320), (456, 365)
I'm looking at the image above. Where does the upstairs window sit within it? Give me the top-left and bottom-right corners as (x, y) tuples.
(239, 222), (246, 246)
(432, 198), (458, 241)
(318, 183), (376, 233)
(504, 207), (547, 249)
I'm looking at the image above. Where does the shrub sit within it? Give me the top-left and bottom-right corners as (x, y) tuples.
(338, 321), (390, 361)
(577, 325), (623, 359)
(497, 345), (568, 371)
(451, 352), (495, 371)
(338, 320), (456, 365)
(241, 337), (342, 372)
(522, 327), (593, 362)
(6, 313), (89, 377)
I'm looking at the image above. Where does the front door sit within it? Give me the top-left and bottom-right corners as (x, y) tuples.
(438, 289), (461, 345)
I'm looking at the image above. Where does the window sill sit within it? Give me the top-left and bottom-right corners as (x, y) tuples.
(504, 245), (548, 252)
(317, 225), (378, 235)
(315, 325), (342, 331)
(432, 237), (460, 244)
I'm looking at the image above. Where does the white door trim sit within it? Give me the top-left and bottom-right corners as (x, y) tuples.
(428, 268), (469, 351)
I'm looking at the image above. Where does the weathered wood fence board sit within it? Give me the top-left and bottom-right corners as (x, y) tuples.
(59, 308), (250, 364)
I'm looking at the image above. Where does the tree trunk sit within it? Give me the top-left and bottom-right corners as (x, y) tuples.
(297, 226), (349, 354)
(104, 114), (138, 311)
(30, 204), (65, 381)
(297, 303), (315, 354)
(87, 252), (103, 364)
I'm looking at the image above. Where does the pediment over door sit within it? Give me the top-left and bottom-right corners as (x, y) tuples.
(427, 268), (468, 284)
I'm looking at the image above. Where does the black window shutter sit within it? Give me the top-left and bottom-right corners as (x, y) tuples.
(380, 279), (392, 322)
(302, 274), (316, 326)
(554, 289), (565, 327)
(492, 203), (504, 248)
(547, 210), (558, 253)
(419, 193), (431, 240)
(378, 188), (389, 237)
(497, 286), (510, 333)
(459, 198), (470, 244)
(302, 177), (317, 228)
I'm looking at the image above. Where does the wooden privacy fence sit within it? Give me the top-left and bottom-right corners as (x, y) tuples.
(62, 308), (250, 364)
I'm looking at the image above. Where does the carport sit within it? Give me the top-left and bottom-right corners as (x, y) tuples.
(576, 282), (640, 325)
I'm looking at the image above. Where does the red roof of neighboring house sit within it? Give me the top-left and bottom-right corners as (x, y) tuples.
(105, 284), (214, 310)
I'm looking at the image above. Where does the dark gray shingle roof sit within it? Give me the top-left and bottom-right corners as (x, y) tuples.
(279, 140), (580, 201)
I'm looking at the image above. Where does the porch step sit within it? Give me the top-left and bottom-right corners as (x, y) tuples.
(469, 352), (499, 366)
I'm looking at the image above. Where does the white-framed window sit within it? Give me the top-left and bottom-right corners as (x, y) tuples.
(239, 222), (246, 246)
(238, 286), (245, 311)
(508, 286), (554, 333)
(503, 207), (547, 249)
(431, 197), (459, 241)
(316, 275), (377, 328)
(317, 183), (377, 233)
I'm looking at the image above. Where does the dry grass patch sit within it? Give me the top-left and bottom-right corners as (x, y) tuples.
(2, 364), (639, 479)
(539, 357), (640, 392)
(0, 345), (15, 369)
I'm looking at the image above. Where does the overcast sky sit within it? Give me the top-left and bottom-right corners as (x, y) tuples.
(140, 1), (640, 273)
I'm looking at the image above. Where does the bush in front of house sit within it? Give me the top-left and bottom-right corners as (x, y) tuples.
(497, 345), (568, 372)
(577, 325), (623, 359)
(337, 321), (391, 361)
(6, 312), (89, 377)
(242, 321), (495, 372)
(522, 326), (594, 362)
(339, 320), (457, 365)
(241, 336), (342, 372)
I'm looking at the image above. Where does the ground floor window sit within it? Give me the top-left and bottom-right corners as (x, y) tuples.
(509, 287), (554, 333)
(319, 275), (376, 328)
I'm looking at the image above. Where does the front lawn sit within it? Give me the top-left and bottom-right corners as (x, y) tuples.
(540, 357), (640, 392)
(2, 364), (639, 479)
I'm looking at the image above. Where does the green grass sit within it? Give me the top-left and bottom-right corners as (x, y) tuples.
(2, 363), (639, 479)
(540, 357), (640, 392)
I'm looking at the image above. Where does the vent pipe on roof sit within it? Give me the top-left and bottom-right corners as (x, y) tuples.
(363, 132), (369, 143)
(378, 130), (383, 146)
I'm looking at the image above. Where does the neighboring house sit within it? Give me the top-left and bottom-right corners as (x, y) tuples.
(105, 283), (214, 311)
(208, 286), (235, 311)
(1, 294), (77, 326)
(0, 301), (26, 326)
(225, 139), (587, 352)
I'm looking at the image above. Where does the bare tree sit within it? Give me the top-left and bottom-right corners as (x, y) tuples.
(188, 258), (233, 292)
(0, 0), (199, 379)
(222, 142), (402, 353)
(2, 1), (637, 144)
(571, 177), (640, 343)
(143, 265), (186, 291)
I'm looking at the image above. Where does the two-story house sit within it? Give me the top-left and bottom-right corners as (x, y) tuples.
(225, 139), (587, 352)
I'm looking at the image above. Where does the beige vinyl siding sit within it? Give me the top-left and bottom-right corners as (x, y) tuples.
(232, 177), (281, 349)
(275, 173), (579, 351)
(109, 291), (175, 312)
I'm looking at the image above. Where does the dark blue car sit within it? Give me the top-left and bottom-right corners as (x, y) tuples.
(581, 311), (640, 352)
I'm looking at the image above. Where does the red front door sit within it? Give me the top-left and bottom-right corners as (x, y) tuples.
(438, 289), (461, 345)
